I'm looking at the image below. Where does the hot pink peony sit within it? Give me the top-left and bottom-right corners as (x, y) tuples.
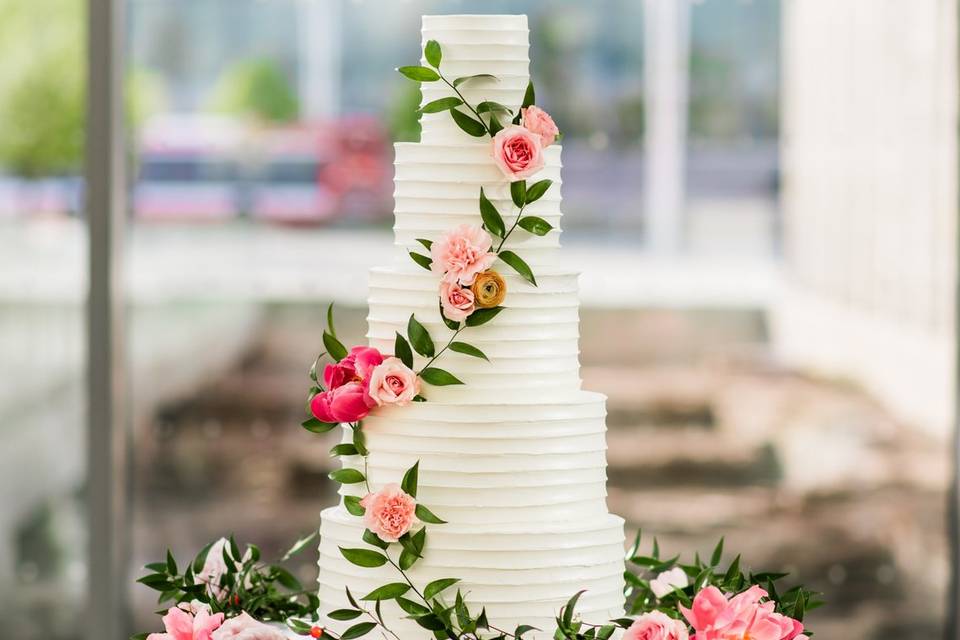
(440, 280), (476, 321)
(323, 346), (384, 390)
(522, 105), (560, 147)
(211, 613), (287, 640)
(680, 585), (807, 640)
(366, 357), (420, 407)
(360, 483), (419, 542)
(492, 124), (545, 181)
(310, 381), (375, 424)
(147, 606), (224, 640)
(430, 224), (497, 286)
(624, 611), (689, 640)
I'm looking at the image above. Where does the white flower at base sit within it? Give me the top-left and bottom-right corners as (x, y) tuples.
(649, 567), (689, 598)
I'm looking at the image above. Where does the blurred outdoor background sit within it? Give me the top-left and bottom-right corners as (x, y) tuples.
(0, 0), (955, 638)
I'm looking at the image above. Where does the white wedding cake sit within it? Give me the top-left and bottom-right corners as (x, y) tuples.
(316, 14), (626, 637)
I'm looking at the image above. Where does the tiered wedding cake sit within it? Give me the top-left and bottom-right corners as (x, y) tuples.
(316, 14), (626, 637)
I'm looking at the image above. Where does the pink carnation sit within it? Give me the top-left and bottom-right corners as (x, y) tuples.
(522, 105), (560, 147)
(366, 357), (420, 407)
(323, 346), (384, 390)
(147, 607), (224, 640)
(360, 483), (419, 542)
(211, 613), (287, 640)
(491, 124), (545, 181)
(310, 381), (375, 424)
(430, 224), (497, 286)
(440, 280), (476, 322)
(624, 611), (689, 640)
(681, 585), (807, 640)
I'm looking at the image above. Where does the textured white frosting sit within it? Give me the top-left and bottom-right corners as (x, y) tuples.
(317, 15), (626, 639)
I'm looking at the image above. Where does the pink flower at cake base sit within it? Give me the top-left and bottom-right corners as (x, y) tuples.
(522, 105), (560, 148)
(360, 483), (419, 542)
(366, 357), (420, 407)
(430, 224), (497, 286)
(624, 611), (689, 640)
(311, 381), (375, 424)
(680, 585), (807, 640)
(147, 606), (224, 640)
(323, 346), (384, 389)
(492, 124), (545, 181)
(211, 612), (287, 640)
(440, 280), (476, 321)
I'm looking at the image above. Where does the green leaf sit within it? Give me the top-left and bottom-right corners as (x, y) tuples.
(329, 609), (363, 621)
(398, 66), (440, 82)
(136, 573), (172, 590)
(524, 179), (553, 204)
(448, 341), (489, 361)
(424, 578), (460, 600)
(329, 468), (366, 484)
(420, 367), (464, 386)
(416, 237), (434, 250)
(399, 528), (427, 570)
(420, 96), (463, 113)
(477, 101), (512, 114)
(415, 503), (447, 524)
(407, 315), (435, 358)
(144, 562), (167, 573)
(465, 306), (504, 327)
(395, 332), (414, 369)
(341, 621), (377, 639)
(450, 108), (488, 137)
(487, 112), (504, 136)
(302, 417), (338, 433)
(510, 180), (526, 208)
(498, 250), (537, 286)
(397, 596), (431, 616)
(165, 549), (177, 575)
(453, 73), (498, 87)
(330, 443), (358, 457)
(282, 531), (319, 561)
(362, 582), (411, 601)
(339, 547), (388, 568)
(363, 528), (390, 550)
(344, 495), (365, 516)
(272, 565), (301, 590)
(479, 187), (505, 237)
(409, 251), (433, 271)
(323, 331), (348, 362)
(562, 590), (585, 628)
(517, 216), (553, 236)
(352, 427), (368, 456)
(326, 302), (338, 339)
(521, 80), (535, 108)
(401, 461), (419, 498)
(424, 39), (442, 68)
(711, 537), (725, 566)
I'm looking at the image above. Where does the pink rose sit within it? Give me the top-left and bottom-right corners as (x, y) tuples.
(211, 613), (287, 640)
(359, 483), (418, 542)
(310, 381), (375, 424)
(681, 585), (806, 640)
(147, 607), (224, 640)
(195, 538), (241, 601)
(624, 611), (689, 640)
(430, 224), (497, 286)
(323, 346), (384, 389)
(522, 105), (560, 147)
(440, 281), (476, 322)
(491, 124), (545, 181)
(366, 357), (420, 407)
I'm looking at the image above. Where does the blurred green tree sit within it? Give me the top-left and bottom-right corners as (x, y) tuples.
(208, 59), (299, 123)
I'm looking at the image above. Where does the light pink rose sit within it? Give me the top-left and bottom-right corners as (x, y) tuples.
(323, 346), (384, 389)
(211, 613), (287, 640)
(624, 611), (689, 640)
(147, 606), (224, 640)
(310, 381), (375, 424)
(649, 567), (689, 599)
(522, 105), (560, 147)
(681, 585), (806, 640)
(366, 357), (420, 407)
(195, 538), (240, 601)
(440, 281), (476, 322)
(360, 483), (419, 542)
(430, 224), (497, 286)
(491, 124), (545, 181)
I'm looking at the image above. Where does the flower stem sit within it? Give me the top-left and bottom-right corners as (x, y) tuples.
(495, 204), (526, 253)
(440, 74), (491, 136)
(418, 326), (463, 373)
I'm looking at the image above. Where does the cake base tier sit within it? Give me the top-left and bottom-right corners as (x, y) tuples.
(316, 506), (626, 639)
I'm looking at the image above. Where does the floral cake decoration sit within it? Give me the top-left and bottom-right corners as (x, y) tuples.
(132, 38), (820, 640)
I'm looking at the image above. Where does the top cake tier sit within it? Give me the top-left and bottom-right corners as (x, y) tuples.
(419, 15), (530, 144)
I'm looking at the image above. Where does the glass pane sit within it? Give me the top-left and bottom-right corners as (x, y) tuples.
(0, 0), (88, 637)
